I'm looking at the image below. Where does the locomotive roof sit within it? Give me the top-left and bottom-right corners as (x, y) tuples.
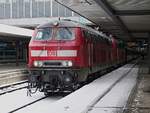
(37, 20), (113, 41)
(37, 20), (83, 28)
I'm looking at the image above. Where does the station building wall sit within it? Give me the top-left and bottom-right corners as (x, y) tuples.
(0, 0), (78, 19)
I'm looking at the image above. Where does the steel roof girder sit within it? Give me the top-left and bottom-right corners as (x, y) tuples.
(115, 10), (150, 16)
(94, 0), (131, 38)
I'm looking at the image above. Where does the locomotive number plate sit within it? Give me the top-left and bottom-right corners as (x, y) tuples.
(47, 50), (57, 56)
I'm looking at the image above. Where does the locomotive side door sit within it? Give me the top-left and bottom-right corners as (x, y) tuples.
(88, 32), (93, 71)
(83, 30), (93, 72)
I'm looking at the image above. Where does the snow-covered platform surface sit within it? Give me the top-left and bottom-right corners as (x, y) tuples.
(89, 66), (138, 113)
(13, 63), (138, 113)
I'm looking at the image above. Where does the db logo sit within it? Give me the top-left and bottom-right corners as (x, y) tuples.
(47, 50), (57, 56)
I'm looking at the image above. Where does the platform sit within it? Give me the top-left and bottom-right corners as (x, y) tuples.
(1, 60), (150, 113)
(11, 62), (139, 113)
(0, 63), (26, 72)
(88, 58), (150, 113)
(0, 63), (28, 86)
(124, 58), (150, 113)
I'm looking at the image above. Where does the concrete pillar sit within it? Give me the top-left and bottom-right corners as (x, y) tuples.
(50, 0), (52, 17)
(16, 41), (19, 66)
(30, 0), (33, 18)
(148, 33), (150, 54)
(143, 33), (150, 92)
(148, 33), (150, 73)
(10, 0), (13, 18)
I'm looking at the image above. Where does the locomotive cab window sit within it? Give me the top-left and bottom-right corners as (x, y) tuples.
(34, 28), (52, 40)
(56, 28), (75, 40)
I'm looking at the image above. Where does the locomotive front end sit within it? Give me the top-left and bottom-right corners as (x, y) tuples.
(28, 21), (83, 94)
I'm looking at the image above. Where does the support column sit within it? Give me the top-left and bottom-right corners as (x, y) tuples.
(143, 33), (150, 92)
(10, 0), (13, 18)
(30, 0), (32, 18)
(16, 41), (19, 66)
(50, 0), (52, 17)
(148, 33), (150, 73)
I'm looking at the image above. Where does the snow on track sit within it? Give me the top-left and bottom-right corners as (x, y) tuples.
(89, 66), (139, 113)
(0, 63), (138, 113)
(0, 82), (27, 95)
(0, 89), (61, 113)
(14, 96), (62, 113)
(13, 64), (135, 113)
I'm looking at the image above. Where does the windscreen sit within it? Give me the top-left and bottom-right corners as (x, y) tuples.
(34, 28), (52, 40)
(56, 28), (75, 40)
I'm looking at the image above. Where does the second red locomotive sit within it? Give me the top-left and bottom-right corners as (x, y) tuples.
(28, 20), (126, 94)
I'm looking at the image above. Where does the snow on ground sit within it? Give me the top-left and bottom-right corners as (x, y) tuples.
(45, 65), (134, 113)
(0, 63), (138, 113)
(0, 88), (60, 113)
(0, 82), (27, 94)
(15, 96), (62, 113)
(89, 67), (139, 113)
(14, 64), (134, 113)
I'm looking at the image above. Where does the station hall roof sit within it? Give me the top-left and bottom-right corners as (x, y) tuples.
(56, 0), (150, 41)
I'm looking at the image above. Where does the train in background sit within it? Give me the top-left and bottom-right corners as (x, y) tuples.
(27, 20), (135, 95)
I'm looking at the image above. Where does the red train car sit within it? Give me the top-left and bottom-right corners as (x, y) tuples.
(28, 20), (126, 94)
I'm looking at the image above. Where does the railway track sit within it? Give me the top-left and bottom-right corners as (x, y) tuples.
(0, 61), (139, 113)
(0, 68), (28, 96)
(0, 81), (28, 96)
(84, 62), (139, 113)
(0, 86), (62, 113)
(8, 96), (48, 113)
(28, 62), (138, 113)
(0, 80), (63, 113)
(89, 63), (137, 108)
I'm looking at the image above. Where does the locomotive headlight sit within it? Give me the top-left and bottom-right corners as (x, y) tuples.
(33, 61), (43, 67)
(67, 61), (73, 67)
(62, 61), (73, 67)
(33, 61), (38, 67)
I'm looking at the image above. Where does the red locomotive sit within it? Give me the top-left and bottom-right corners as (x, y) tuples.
(28, 20), (126, 94)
